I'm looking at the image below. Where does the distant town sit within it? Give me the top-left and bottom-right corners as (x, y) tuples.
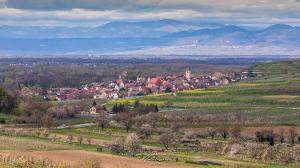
(19, 68), (242, 101)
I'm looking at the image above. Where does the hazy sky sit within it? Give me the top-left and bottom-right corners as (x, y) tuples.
(0, 0), (300, 26)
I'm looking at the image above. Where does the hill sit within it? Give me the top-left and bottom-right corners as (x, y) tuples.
(109, 60), (300, 127)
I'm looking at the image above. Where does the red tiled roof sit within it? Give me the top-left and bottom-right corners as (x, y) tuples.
(148, 77), (162, 85)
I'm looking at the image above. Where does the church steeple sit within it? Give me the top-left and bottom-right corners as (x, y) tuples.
(185, 67), (192, 81)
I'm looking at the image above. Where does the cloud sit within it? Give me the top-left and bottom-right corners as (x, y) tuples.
(4, 0), (132, 10)
(0, 0), (300, 26)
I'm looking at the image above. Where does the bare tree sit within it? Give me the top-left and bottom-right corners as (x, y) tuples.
(95, 113), (109, 130)
(159, 131), (176, 150)
(137, 123), (153, 139)
(231, 126), (242, 139)
(77, 136), (83, 145)
(268, 129), (275, 146)
(87, 138), (92, 145)
(110, 137), (125, 154)
(125, 133), (142, 156)
(67, 134), (73, 144)
(217, 127), (229, 140)
(171, 122), (182, 133)
(279, 128), (285, 143)
(41, 114), (57, 128)
(117, 112), (135, 132)
(42, 130), (50, 138)
(289, 127), (297, 145)
(207, 127), (217, 139)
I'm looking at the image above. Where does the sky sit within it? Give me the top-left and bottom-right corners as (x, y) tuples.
(0, 0), (300, 27)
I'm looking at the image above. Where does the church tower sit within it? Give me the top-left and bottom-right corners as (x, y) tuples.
(185, 67), (192, 81)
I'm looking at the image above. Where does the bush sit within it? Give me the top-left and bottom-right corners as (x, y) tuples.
(0, 154), (67, 168)
(0, 118), (5, 124)
(76, 159), (102, 168)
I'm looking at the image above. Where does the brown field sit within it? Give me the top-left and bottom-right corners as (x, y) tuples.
(0, 150), (191, 168)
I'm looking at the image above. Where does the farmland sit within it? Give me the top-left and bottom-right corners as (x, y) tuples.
(1, 60), (300, 167)
(109, 60), (300, 127)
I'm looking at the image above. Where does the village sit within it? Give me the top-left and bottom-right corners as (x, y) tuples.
(19, 68), (241, 102)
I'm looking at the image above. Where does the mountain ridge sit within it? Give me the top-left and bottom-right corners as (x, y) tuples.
(0, 20), (299, 56)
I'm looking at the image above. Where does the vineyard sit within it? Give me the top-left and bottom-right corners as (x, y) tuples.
(109, 70), (300, 127)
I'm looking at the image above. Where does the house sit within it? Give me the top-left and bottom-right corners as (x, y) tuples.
(212, 72), (225, 80)
(93, 92), (108, 99)
(146, 77), (162, 88)
(89, 105), (106, 114)
(136, 76), (146, 83)
(220, 78), (230, 85)
(111, 92), (119, 99)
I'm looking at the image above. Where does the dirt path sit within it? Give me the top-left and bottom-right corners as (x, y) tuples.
(0, 150), (191, 168)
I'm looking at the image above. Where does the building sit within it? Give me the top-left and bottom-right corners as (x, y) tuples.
(185, 67), (192, 81)
(146, 77), (163, 88)
(89, 105), (106, 114)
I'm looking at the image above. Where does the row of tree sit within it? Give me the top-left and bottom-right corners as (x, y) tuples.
(0, 87), (16, 114)
(256, 128), (299, 146)
(111, 101), (159, 114)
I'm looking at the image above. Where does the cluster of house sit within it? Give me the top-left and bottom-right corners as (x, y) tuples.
(19, 68), (240, 101)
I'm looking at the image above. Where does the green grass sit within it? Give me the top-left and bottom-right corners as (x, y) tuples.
(0, 134), (80, 151)
(57, 116), (94, 126)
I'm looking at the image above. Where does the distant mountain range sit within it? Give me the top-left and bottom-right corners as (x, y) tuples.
(0, 19), (300, 56)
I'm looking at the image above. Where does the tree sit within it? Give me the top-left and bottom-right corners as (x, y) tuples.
(67, 134), (73, 144)
(133, 100), (142, 109)
(165, 87), (172, 93)
(137, 123), (153, 139)
(117, 112), (135, 132)
(110, 137), (125, 154)
(87, 138), (92, 145)
(77, 136), (83, 145)
(268, 130), (275, 146)
(207, 127), (217, 139)
(231, 126), (241, 139)
(41, 114), (57, 128)
(125, 133), (142, 156)
(289, 127), (297, 145)
(31, 109), (44, 128)
(218, 127), (229, 140)
(279, 128), (285, 143)
(0, 87), (16, 114)
(111, 104), (119, 113)
(171, 123), (182, 133)
(159, 131), (176, 150)
(164, 101), (173, 110)
(255, 131), (264, 143)
(95, 113), (109, 130)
